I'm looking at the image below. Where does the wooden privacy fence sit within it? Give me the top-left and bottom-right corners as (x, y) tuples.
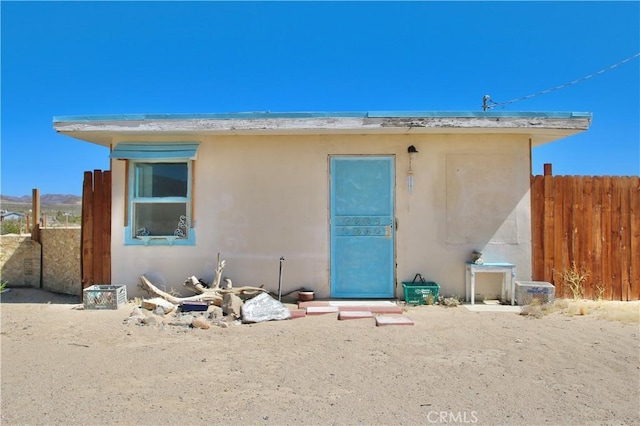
(81, 170), (111, 288)
(531, 168), (639, 301)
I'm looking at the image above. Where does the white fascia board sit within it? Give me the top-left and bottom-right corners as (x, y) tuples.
(54, 116), (591, 147)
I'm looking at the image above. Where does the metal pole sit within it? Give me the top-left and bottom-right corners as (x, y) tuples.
(277, 256), (285, 301)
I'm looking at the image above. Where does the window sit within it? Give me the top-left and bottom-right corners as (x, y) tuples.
(110, 143), (199, 246)
(131, 161), (191, 242)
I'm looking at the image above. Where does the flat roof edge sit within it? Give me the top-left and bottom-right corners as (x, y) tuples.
(53, 110), (592, 123)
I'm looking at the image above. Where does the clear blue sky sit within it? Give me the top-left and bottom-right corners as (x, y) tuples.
(1, 1), (638, 196)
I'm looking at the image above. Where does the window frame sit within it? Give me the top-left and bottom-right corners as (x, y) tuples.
(111, 143), (199, 247)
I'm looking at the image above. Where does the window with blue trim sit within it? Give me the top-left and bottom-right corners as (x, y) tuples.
(111, 143), (199, 246)
(132, 161), (191, 241)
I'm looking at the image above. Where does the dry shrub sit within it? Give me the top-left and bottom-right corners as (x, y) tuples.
(438, 295), (461, 307)
(553, 299), (639, 324)
(602, 308), (640, 324)
(520, 299), (559, 319)
(594, 284), (605, 301)
(555, 262), (589, 300)
(424, 294), (435, 305)
(520, 298), (639, 324)
(520, 304), (544, 319)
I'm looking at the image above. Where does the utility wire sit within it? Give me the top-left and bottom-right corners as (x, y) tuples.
(483, 52), (640, 110)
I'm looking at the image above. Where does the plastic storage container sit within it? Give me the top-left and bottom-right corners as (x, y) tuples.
(83, 285), (127, 310)
(402, 274), (440, 305)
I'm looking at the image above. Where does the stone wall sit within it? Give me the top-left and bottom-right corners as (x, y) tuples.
(1, 228), (82, 296)
(40, 228), (82, 296)
(0, 235), (42, 287)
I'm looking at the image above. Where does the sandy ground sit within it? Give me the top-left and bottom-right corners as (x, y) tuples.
(1, 288), (639, 426)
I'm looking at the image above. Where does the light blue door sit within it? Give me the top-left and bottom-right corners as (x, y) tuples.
(330, 156), (395, 298)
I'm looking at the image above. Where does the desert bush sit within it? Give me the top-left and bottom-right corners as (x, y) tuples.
(543, 299), (640, 324)
(438, 295), (461, 307)
(1, 220), (22, 235)
(556, 262), (589, 300)
(595, 284), (605, 301)
(520, 298), (559, 319)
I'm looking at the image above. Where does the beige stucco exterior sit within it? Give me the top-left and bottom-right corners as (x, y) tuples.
(105, 132), (531, 299)
(54, 112), (591, 300)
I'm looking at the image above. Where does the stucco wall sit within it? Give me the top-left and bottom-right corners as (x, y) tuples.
(0, 235), (41, 287)
(109, 132), (532, 300)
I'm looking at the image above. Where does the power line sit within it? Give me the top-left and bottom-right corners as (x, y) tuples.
(483, 52), (640, 111)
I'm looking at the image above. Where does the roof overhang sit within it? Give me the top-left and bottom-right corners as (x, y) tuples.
(53, 111), (592, 148)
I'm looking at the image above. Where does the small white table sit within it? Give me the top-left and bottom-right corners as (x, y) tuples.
(465, 262), (516, 305)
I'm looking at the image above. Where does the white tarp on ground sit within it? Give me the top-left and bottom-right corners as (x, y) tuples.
(241, 293), (292, 323)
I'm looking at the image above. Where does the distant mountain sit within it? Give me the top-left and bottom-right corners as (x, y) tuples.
(1, 194), (82, 205)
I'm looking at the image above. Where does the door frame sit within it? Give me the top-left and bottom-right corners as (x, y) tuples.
(328, 154), (397, 298)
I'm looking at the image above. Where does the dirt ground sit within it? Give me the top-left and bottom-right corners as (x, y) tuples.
(1, 288), (639, 426)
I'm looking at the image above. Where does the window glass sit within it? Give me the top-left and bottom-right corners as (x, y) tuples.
(133, 203), (188, 237)
(134, 163), (188, 198)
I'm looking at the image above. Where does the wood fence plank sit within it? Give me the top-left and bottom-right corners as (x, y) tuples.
(93, 170), (105, 284)
(81, 171), (94, 289)
(610, 177), (622, 301)
(569, 176), (583, 297)
(31, 189), (41, 242)
(553, 176), (565, 288)
(558, 176), (574, 297)
(620, 178), (631, 301)
(102, 171), (112, 284)
(591, 177), (603, 299)
(582, 177), (594, 299)
(629, 176), (640, 301)
(601, 176), (613, 300)
(543, 173), (555, 283)
(531, 175), (545, 281)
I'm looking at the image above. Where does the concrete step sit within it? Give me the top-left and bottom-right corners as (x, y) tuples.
(375, 315), (415, 326)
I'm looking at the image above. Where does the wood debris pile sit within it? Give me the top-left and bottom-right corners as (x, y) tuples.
(127, 255), (291, 329)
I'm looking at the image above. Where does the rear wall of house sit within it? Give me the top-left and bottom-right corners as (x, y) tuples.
(110, 133), (532, 299)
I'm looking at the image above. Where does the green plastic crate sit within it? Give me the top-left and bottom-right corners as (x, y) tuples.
(402, 281), (440, 305)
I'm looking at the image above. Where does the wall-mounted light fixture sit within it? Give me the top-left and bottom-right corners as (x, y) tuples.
(407, 145), (418, 193)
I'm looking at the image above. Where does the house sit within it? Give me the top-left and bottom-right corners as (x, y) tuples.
(1, 211), (25, 222)
(53, 111), (591, 300)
